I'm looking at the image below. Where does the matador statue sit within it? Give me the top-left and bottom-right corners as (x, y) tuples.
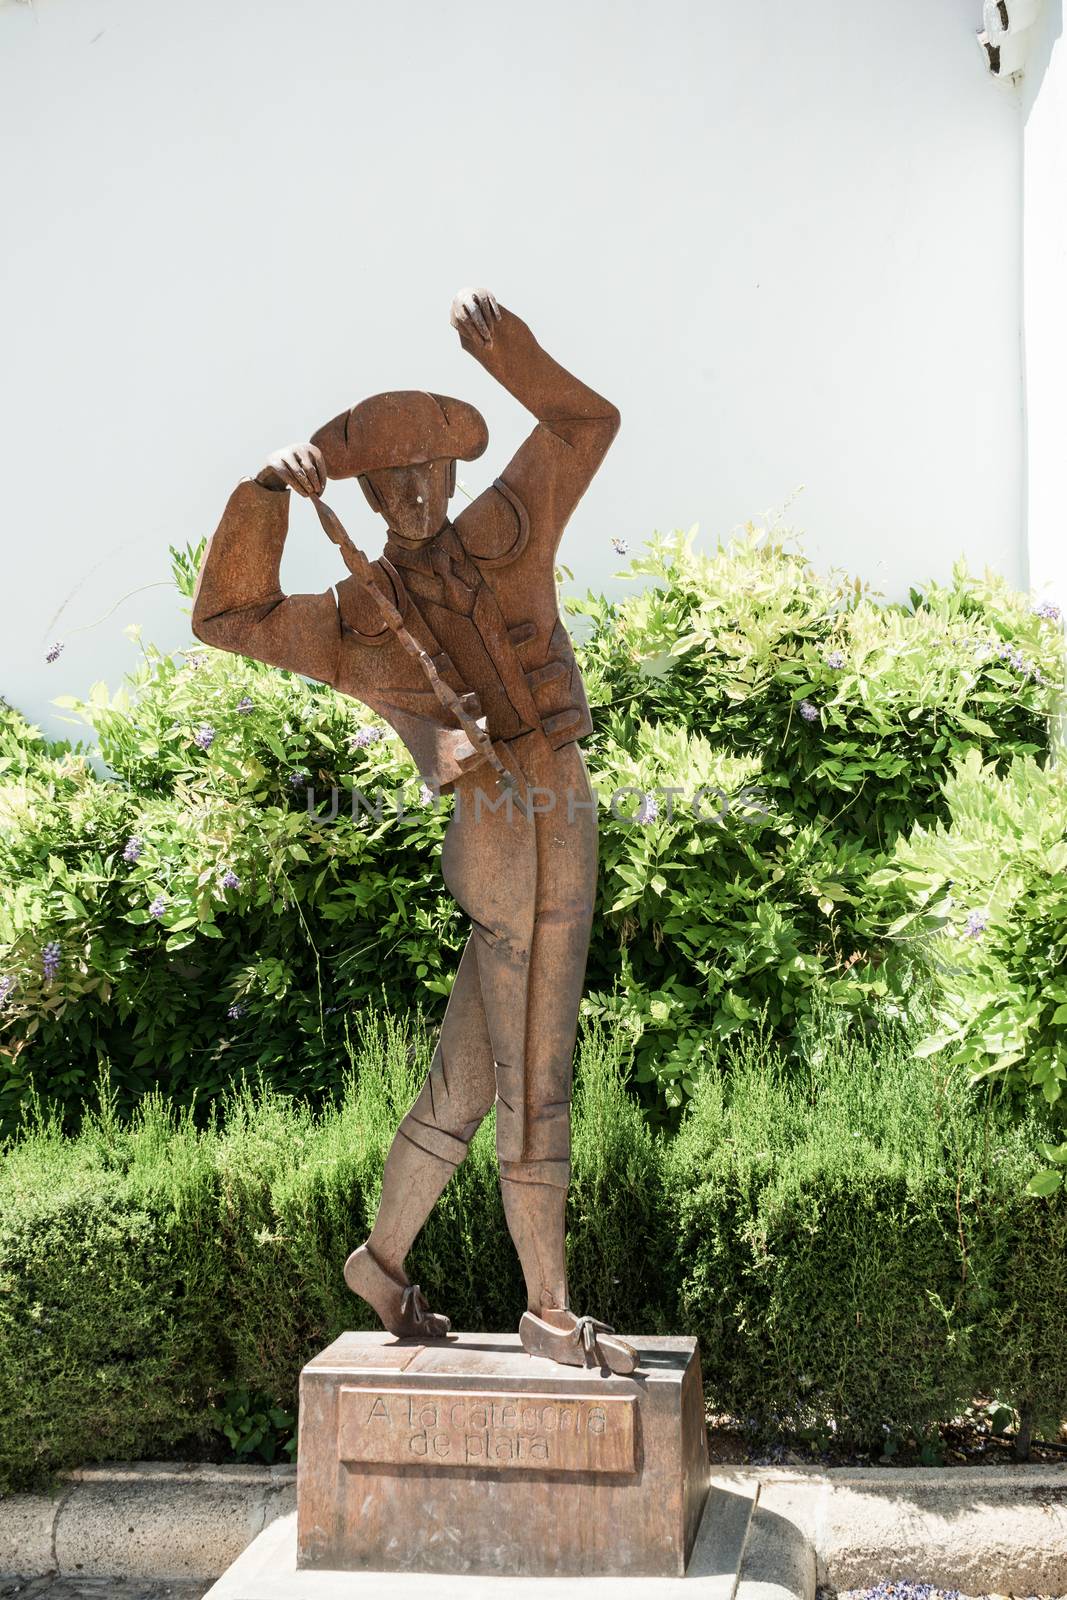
(192, 289), (635, 1375)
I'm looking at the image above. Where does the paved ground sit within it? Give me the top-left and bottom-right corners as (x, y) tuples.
(0, 1582), (212, 1599)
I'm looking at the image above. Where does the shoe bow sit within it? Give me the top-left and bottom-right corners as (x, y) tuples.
(400, 1282), (431, 1326)
(572, 1314), (612, 1358)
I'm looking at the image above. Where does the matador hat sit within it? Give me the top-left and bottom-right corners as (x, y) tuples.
(310, 391), (489, 480)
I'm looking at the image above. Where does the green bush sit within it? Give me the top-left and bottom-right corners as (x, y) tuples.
(870, 749), (1067, 1191)
(672, 1012), (1067, 1449)
(0, 530), (1062, 1127)
(0, 1015), (671, 1488)
(0, 1087), (225, 1485)
(578, 531), (1064, 1107)
(0, 1015), (1062, 1488)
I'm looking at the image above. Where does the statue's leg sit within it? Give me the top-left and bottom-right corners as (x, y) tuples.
(497, 739), (597, 1314)
(440, 755), (545, 1295)
(345, 937), (496, 1337)
(491, 740), (637, 1375)
(435, 746), (633, 1375)
(442, 740), (594, 1317)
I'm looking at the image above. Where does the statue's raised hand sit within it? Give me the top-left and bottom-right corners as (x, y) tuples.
(255, 442), (327, 498)
(450, 286), (501, 348)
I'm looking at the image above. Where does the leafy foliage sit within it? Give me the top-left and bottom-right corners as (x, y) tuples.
(216, 1387), (296, 1464)
(0, 547), (462, 1130)
(578, 528), (1064, 1108)
(870, 750), (1067, 1191)
(0, 1016), (671, 1488)
(0, 528), (1062, 1127)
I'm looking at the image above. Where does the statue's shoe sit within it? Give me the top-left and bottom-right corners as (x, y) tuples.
(343, 1243), (451, 1340)
(519, 1307), (638, 1375)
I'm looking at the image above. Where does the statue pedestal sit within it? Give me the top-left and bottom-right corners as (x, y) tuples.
(292, 1329), (709, 1580)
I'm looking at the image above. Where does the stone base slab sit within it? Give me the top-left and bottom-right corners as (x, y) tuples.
(203, 1483), (757, 1599)
(296, 1331), (709, 1577)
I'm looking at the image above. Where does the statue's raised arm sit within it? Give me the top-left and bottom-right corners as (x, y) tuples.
(191, 442), (343, 684)
(451, 288), (620, 563)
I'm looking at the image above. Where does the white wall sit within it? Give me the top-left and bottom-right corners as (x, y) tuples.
(1, 0), (1024, 742)
(1023, 1), (1067, 614)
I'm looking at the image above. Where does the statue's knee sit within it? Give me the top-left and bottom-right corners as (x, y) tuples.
(474, 924), (529, 968)
(405, 1051), (492, 1158)
(494, 1090), (571, 1169)
(499, 1157), (570, 1191)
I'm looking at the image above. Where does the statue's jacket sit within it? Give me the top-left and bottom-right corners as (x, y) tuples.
(192, 314), (620, 791)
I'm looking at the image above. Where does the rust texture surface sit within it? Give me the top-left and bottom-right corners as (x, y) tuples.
(297, 1332), (709, 1577)
(191, 289), (636, 1377)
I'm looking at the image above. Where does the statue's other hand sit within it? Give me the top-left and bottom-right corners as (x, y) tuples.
(255, 442), (327, 498)
(450, 286), (501, 348)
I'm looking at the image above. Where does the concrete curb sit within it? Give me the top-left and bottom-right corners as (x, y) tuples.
(1, 1461), (1065, 1591)
(720, 1463), (1067, 1597)
(0, 1463), (296, 1581)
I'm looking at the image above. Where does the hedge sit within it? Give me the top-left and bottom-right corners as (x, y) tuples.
(1, 1012), (1062, 1490)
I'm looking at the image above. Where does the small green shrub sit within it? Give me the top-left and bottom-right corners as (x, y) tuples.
(0, 1091), (225, 1486)
(216, 1387), (296, 1464)
(671, 1013), (1067, 1449)
(870, 749), (1067, 1190)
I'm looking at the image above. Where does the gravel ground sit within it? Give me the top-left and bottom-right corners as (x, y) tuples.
(829, 1587), (1065, 1600)
(1, 1579), (1061, 1600)
(0, 1582), (212, 1599)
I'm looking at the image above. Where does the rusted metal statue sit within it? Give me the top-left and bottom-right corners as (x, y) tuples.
(192, 289), (634, 1375)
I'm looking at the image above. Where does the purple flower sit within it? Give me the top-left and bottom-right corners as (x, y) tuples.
(149, 894), (167, 921)
(612, 537), (629, 556)
(799, 700), (819, 723)
(227, 1002), (246, 1020)
(193, 724), (215, 751)
(122, 836), (143, 865)
(418, 783), (436, 807)
(220, 869), (240, 890)
(288, 770), (308, 789)
(1034, 600), (1062, 622)
(349, 726), (383, 750)
(42, 941), (61, 983)
(0, 975), (14, 1007)
(636, 792), (660, 824)
(45, 641), (64, 664)
(1009, 647), (1026, 672)
(965, 910), (988, 939)
(826, 650), (845, 670)
(236, 696), (254, 714)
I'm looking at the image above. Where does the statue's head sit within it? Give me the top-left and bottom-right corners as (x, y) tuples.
(310, 391), (488, 544)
